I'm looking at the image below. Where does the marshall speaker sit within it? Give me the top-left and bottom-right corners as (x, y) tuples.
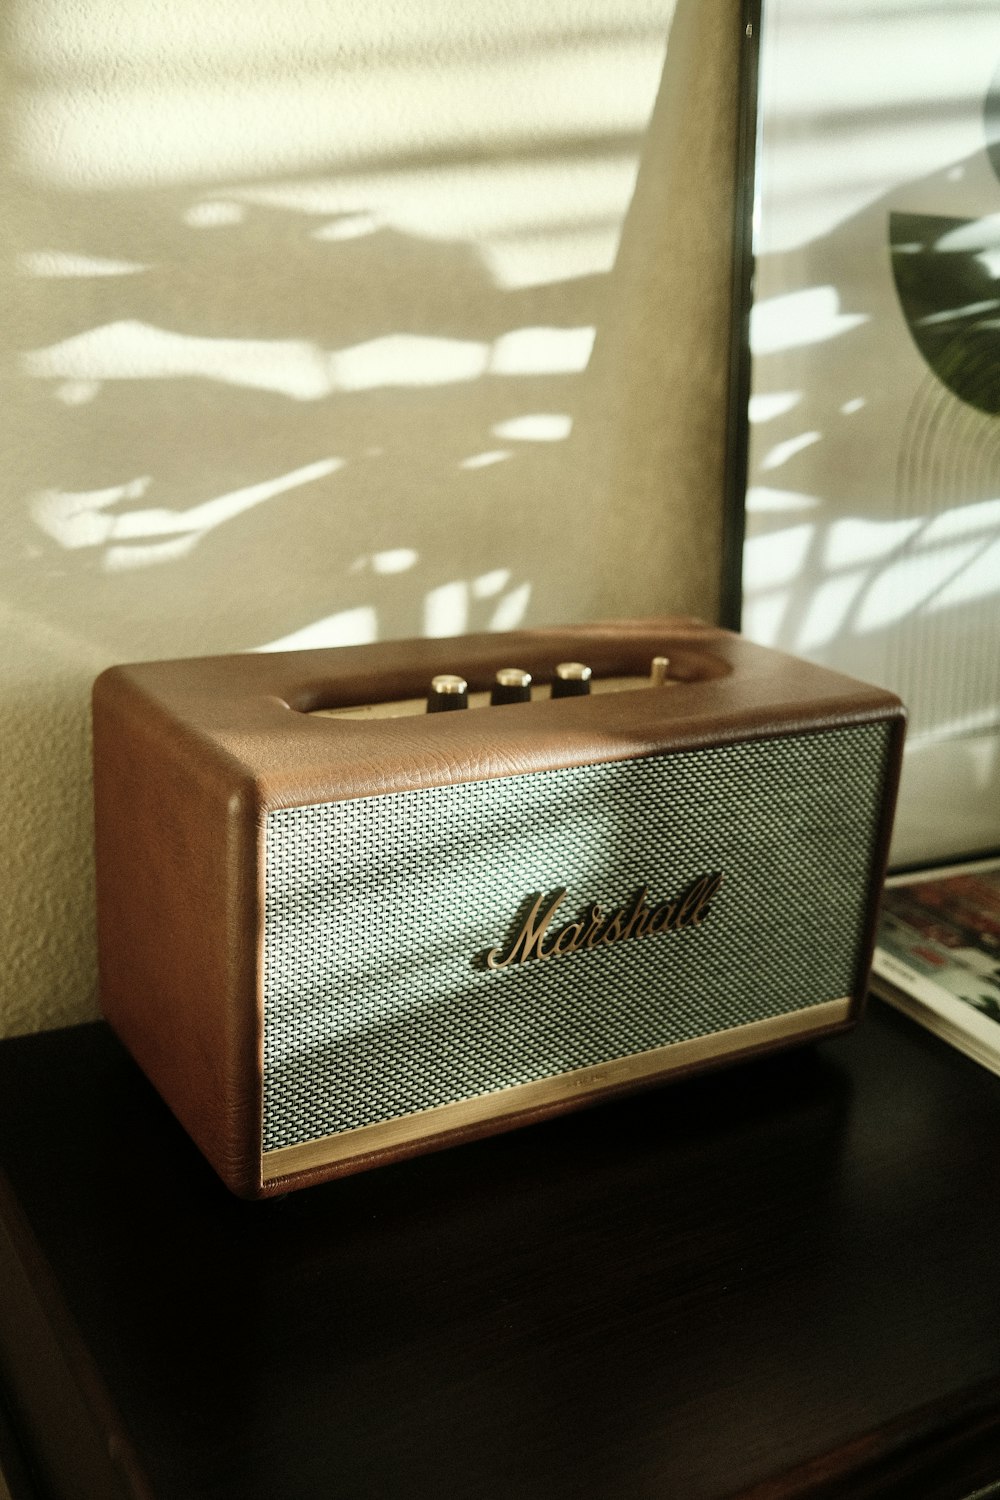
(92, 619), (905, 1198)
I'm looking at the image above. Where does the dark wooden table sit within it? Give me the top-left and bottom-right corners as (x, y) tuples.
(1, 1003), (1000, 1500)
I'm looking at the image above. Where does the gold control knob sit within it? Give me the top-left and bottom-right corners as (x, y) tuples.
(490, 668), (532, 707)
(650, 656), (670, 686)
(427, 674), (469, 712)
(551, 662), (592, 699)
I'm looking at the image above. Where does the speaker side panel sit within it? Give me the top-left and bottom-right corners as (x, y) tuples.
(94, 669), (263, 1199)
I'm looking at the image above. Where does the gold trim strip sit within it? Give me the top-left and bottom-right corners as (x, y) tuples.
(261, 998), (852, 1183)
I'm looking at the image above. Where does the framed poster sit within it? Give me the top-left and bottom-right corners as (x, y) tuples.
(741, 0), (1000, 867)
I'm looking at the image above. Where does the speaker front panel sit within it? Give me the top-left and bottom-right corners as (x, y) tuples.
(261, 720), (892, 1181)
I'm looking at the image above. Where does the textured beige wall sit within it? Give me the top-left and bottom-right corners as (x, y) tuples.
(0, 0), (739, 1037)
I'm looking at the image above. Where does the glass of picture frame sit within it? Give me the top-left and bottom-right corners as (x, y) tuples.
(729, 0), (1000, 868)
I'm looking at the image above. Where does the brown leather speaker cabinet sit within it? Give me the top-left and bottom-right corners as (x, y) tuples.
(92, 618), (905, 1198)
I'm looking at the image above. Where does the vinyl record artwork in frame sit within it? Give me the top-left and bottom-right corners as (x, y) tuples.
(737, 0), (1000, 867)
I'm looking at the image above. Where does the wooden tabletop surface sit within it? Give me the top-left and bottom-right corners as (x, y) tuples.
(1, 1003), (1000, 1500)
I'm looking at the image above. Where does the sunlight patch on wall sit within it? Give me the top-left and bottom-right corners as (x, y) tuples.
(329, 324), (596, 387)
(26, 321), (335, 400)
(423, 574), (531, 636)
(488, 581), (532, 629)
(246, 154), (640, 253)
(371, 548), (418, 574)
(19, 250), (149, 277)
(334, 335), (488, 391)
(30, 458), (342, 563)
(493, 413), (572, 441)
(472, 569), (511, 599)
(31, 477), (152, 549)
(424, 581), (470, 637)
(491, 326), (595, 375)
(250, 569), (534, 653)
(13, 0), (671, 74)
(13, 41), (667, 189)
(460, 451), (512, 470)
(256, 607), (379, 652)
(25, 323), (598, 398)
(312, 214), (380, 242)
(183, 201), (246, 228)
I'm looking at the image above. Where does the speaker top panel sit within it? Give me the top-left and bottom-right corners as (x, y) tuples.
(92, 617), (904, 815)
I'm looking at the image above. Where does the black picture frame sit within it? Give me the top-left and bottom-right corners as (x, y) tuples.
(720, 0), (762, 632)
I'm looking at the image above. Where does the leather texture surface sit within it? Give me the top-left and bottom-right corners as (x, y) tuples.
(92, 619), (906, 1197)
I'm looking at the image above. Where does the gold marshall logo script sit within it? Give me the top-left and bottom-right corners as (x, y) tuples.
(486, 873), (723, 970)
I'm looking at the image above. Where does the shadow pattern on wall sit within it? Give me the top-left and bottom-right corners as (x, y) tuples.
(4, 5), (716, 664)
(0, 0), (740, 1033)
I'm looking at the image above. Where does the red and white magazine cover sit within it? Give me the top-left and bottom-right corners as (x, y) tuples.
(873, 858), (1000, 1073)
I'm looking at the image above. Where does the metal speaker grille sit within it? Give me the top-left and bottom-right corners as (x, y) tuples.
(263, 722), (891, 1153)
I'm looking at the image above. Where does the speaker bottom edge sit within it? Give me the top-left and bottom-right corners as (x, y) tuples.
(260, 997), (852, 1184)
